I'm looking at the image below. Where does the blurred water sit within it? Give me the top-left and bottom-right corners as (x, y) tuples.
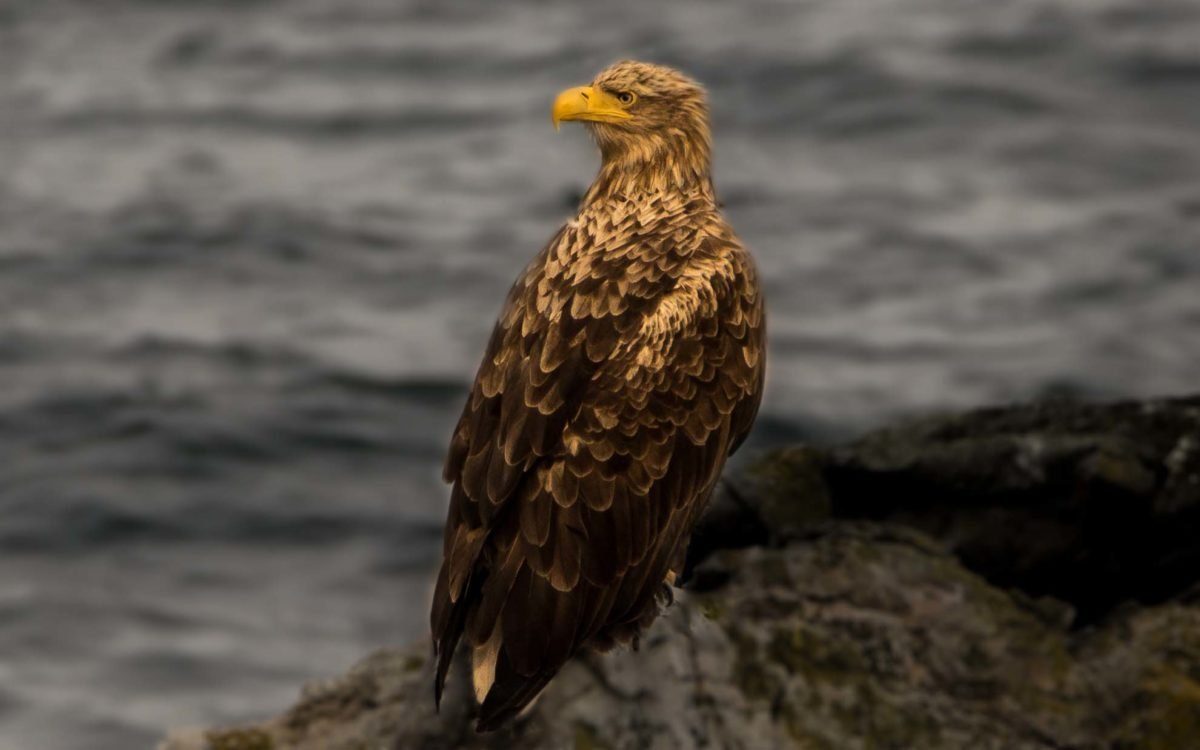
(2, 0), (1199, 747)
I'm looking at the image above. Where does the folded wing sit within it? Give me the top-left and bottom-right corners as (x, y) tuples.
(431, 233), (764, 729)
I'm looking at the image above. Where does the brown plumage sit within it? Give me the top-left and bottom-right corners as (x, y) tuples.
(430, 60), (765, 731)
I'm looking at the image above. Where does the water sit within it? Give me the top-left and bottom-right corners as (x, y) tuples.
(2, 0), (1199, 746)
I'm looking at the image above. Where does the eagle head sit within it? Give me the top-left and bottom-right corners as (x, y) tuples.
(552, 61), (712, 179)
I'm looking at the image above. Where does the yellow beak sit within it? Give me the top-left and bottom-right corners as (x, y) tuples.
(551, 86), (632, 130)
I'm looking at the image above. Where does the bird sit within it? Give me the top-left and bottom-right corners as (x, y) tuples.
(429, 60), (765, 731)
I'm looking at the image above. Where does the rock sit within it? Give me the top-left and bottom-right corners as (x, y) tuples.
(722, 394), (1200, 625)
(161, 396), (1200, 749)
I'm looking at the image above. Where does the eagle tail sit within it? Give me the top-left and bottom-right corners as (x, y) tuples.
(475, 649), (555, 732)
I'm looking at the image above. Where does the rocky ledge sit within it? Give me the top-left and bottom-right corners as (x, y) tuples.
(162, 395), (1200, 750)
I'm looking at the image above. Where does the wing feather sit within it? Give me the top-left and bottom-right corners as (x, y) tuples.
(430, 225), (765, 730)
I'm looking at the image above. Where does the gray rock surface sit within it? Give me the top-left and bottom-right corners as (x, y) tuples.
(161, 396), (1200, 750)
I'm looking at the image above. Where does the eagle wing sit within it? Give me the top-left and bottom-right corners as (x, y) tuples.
(431, 231), (764, 728)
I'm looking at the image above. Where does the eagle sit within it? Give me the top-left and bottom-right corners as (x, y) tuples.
(430, 60), (765, 731)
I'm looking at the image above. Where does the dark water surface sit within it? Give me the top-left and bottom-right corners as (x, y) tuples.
(2, 0), (1199, 746)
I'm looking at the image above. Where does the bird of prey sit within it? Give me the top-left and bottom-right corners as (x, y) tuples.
(430, 60), (765, 731)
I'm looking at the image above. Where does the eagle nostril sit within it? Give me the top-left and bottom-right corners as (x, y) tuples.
(580, 91), (589, 100)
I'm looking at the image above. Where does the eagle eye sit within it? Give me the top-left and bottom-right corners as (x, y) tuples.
(616, 91), (636, 105)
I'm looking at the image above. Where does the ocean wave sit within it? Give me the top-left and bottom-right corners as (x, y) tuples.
(1, 496), (440, 552)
